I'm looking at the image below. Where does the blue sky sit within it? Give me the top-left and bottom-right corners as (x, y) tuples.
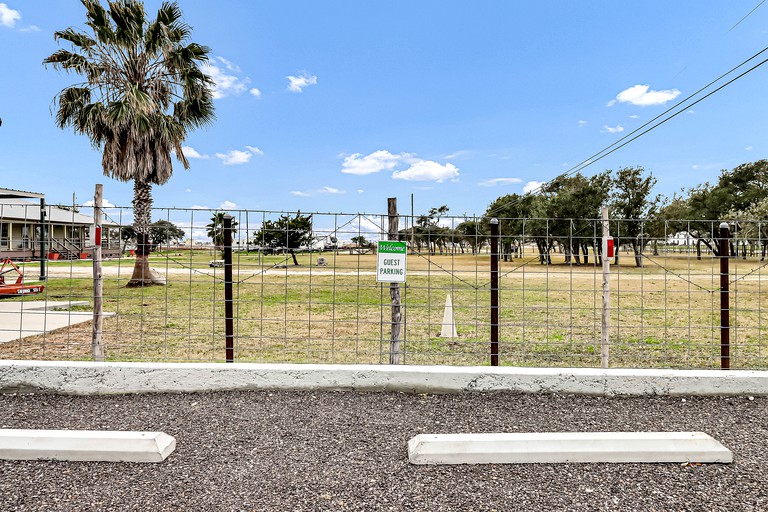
(1, 1), (768, 220)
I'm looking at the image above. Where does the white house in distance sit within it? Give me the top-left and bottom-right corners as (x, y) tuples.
(0, 188), (120, 260)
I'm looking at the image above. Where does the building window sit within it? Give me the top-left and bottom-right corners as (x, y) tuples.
(0, 223), (8, 250)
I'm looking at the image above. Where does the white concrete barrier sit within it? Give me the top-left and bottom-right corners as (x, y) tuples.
(0, 429), (176, 462)
(0, 361), (766, 396)
(408, 432), (733, 465)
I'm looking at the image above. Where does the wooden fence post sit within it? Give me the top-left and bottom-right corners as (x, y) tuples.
(388, 198), (402, 364)
(601, 206), (610, 369)
(91, 184), (105, 362)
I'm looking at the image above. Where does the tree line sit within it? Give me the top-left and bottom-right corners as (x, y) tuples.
(403, 160), (768, 267)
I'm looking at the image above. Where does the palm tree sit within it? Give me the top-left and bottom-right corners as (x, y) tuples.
(44, 0), (215, 286)
(206, 211), (238, 257)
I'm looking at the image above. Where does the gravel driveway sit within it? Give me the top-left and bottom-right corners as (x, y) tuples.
(0, 391), (766, 511)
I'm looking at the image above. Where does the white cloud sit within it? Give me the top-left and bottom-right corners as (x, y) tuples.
(577, 120), (587, 127)
(479, 178), (522, 187)
(602, 124), (624, 134)
(356, 189), (364, 194)
(249, 87), (262, 98)
(202, 57), (251, 99)
(629, 114), (640, 119)
(182, 146), (209, 159)
(444, 150), (471, 160)
(185, 189), (192, 193)
(287, 72), (318, 93)
(358, 215), (382, 234)
(219, 200), (238, 210)
(342, 149), (460, 183)
(0, 3), (20, 28)
(341, 150), (402, 175)
(19, 25), (39, 33)
(692, 165), (699, 170)
(216, 146), (263, 165)
(191, 205), (209, 210)
(216, 56), (240, 72)
(392, 161), (459, 183)
(291, 186), (346, 197)
(523, 181), (545, 194)
(607, 84), (681, 107)
(82, 198), (115, 208)
(745, 145), (753, 151)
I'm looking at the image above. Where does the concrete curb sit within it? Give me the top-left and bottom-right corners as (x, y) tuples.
(407, 431), (734, 464)
(1, 361), (767, 396)
(0, 429), (176, 462)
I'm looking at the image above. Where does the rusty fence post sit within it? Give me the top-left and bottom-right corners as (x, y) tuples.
(490, 218), (499, 366)
(224, 214), (234, 363)
(719, 222), (730, 370)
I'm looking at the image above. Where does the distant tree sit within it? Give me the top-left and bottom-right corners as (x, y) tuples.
(206, 212), (238, 257)
(454, 219), (486, 254)
(415, 205), (449, 254)
(544, 171), (611, 265)
(483, 193), (539, 262)
(253, 212), (314, 265)
(120, 220), (185, 252)
(610, 166), (661, 267)
(682, 160), (768, 258)
(150, 220), (185, 250)
(350, 235), (372, 247)
(44, 0), (215, 286)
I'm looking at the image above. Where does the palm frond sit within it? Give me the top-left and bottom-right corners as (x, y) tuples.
(109, 0), (145, 49)
(53, 28), (97, 51)
(54, 87), (91, 129)
(81, 0), (114, 44)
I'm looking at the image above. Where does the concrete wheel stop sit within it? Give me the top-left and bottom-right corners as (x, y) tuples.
(408, 431), (733, 465)
(0, 429), (176, 462)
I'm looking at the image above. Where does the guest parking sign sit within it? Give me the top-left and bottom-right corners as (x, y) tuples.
(376, 241), (407, 283)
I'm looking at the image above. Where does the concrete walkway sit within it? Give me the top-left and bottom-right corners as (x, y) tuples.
(0, 301), (112, 343)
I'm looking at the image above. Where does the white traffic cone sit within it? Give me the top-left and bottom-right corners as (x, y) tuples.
(440, 293), (458, 338)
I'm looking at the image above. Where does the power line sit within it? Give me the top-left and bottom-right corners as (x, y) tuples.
(730, 0), (767, 32)
(486, 45), (768, 217)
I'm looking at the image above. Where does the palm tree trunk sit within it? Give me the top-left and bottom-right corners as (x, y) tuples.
(127, 180), (165, 287)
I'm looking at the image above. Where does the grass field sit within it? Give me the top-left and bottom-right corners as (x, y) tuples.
(1, 247), (767, 369)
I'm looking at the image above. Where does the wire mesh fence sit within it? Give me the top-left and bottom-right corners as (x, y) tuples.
(0, 201), (766, 369)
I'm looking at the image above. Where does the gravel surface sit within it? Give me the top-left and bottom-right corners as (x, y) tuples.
(0, 391), (766, 511)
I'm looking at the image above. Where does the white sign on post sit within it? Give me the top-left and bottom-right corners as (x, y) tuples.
(376, 241), (407, 283)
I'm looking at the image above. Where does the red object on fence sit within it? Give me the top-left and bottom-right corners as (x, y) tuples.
(606, 237), (615, 259)
(0, 258), (44, 297)
(95, 226), (102, 247)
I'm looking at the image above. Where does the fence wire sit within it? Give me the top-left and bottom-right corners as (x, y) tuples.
(0, 203), (765, 369)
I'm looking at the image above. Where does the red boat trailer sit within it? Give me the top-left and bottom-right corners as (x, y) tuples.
(0, 258), (44, 297)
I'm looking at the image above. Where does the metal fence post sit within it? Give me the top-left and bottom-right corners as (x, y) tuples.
(223, 214), (234, 363)
(39, 197), (47, 280)
(719, 222), (730, 369)
(490, 218), (499, 366)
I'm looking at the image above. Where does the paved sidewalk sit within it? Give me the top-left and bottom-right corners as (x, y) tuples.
(0, 301), (112, 343)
